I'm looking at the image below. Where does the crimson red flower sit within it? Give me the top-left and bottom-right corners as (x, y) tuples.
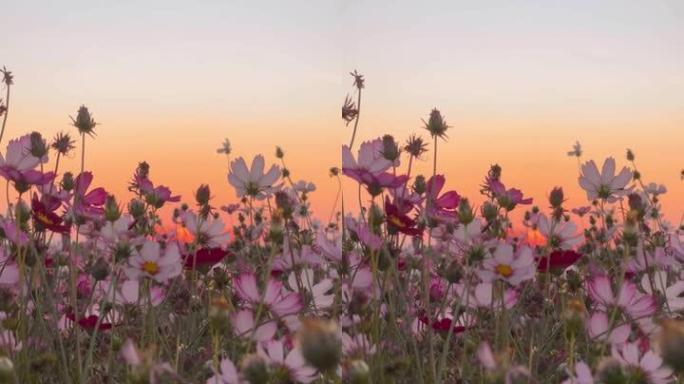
(536, 249), (582, 272)
(183, 247), (230, 270)
(66, 313), (112, 331)
(418, 314), (466, 335)
(385, 200), (421, 236)
(31, 194), (69, 234)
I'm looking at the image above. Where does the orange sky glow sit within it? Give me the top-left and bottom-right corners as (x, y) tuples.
(2, 1), (683, 227)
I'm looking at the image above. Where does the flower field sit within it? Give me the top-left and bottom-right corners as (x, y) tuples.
(0, 67), (683, 384)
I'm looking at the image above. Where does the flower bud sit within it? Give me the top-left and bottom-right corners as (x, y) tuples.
(104, 195), (121, 222)
(90, 258), (110, 281)
(348, 359), (371, 384)
(30, 131), (48, 159)
(597, 357), (626, 384)
(241, 354), (269, 384)
(659, 319), (684, 373)
(381, 135), (400, 163)
(195, 184), (211, 206)
(626, 149), (635, 161)
(458, 199), (475, 225)
(275, 146), (284, 159)
(424, 108), (449, 139)
(61, 172), (74, 191)
(413, 175), (426, 195)
(71, 105), (97, 136)
(481, 202), (498, 221)
(298, 318), (342, 372)
(128, 199), (146, 218)
(0, 357), (14, 384)
(549, 187), (564, 208)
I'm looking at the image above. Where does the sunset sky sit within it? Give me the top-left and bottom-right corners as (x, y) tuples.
(3, 1), (683, 224)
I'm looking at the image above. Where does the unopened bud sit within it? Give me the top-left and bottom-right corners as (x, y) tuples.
(298, 318), (342, 372)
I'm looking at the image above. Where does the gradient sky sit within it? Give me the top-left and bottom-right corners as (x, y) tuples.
(3, 0), (683, 224)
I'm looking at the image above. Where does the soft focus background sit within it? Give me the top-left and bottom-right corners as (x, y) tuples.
(2, 0), (683, 225)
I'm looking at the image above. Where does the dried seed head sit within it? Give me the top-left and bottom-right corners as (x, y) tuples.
(350, 70), (365, 90)
(341, 95), (358, 125)
(51, 132), (75, 155)
(404, 134), (428, 158)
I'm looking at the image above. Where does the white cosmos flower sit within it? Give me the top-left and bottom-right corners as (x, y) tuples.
(227, 155), (281, 200)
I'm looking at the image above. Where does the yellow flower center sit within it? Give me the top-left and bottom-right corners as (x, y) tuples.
(389, 215), (404, 228)
(495, 264), (513, 278)
(142, 261), (160, 275)
(36, 212), (54, 225)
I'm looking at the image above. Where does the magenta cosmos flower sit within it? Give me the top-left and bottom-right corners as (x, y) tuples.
(587, 275), (655, 320)
(578, 158), (632, 203)
(0, 134), (54, 191)
(234, 272), (302, 317)
(136, 175), (180, 208)
(478, 244), (536, 286)
(486, 177), (532, 210)
(342, 139), (406, 195)
(125, 240), (182, 283)
(73, 172), (107, 219)
(228, 155), (281, 200)
(425, 175), (460, 221)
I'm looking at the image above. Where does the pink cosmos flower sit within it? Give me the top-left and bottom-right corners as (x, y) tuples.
(341, 139), (393, 179)
(136, 176), (181, 208)
(342, 139), (406, 195)
(425, 175), (460, 221)
(206, 358), (240, 384)
(345, 216), (382, 251)
(537, 214), (582, 250)
(231, 309), (276, 342)
(121, 339), (176, 384)
(72, 172), (107, 219)
(476, 341), (497, 370)
(181, 211), (230, 248)
(257, 339), (317, 383)
(587, 276), (655, 320)
(0, 134), (53, 189)
(486, 177), (533, 210)
(288, 269), (333, 312)
(103, 279), (165, 307)
(578, 158), (632, 203)
(611, 343), (672, 384)
(640, 271), (684, 313)
(478, 244), (536, 286)
(234, 272), (302, 317)
(342, 332), (376, 357)
(0, 218), (29, 246)
(456, 282), (519, 309)
(587, 311), (630, 345)
(125, 240), (182, 283)
(562, 361), (594, 384)
(0, 251), (19, 287)
(228, 155), (281, 200)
